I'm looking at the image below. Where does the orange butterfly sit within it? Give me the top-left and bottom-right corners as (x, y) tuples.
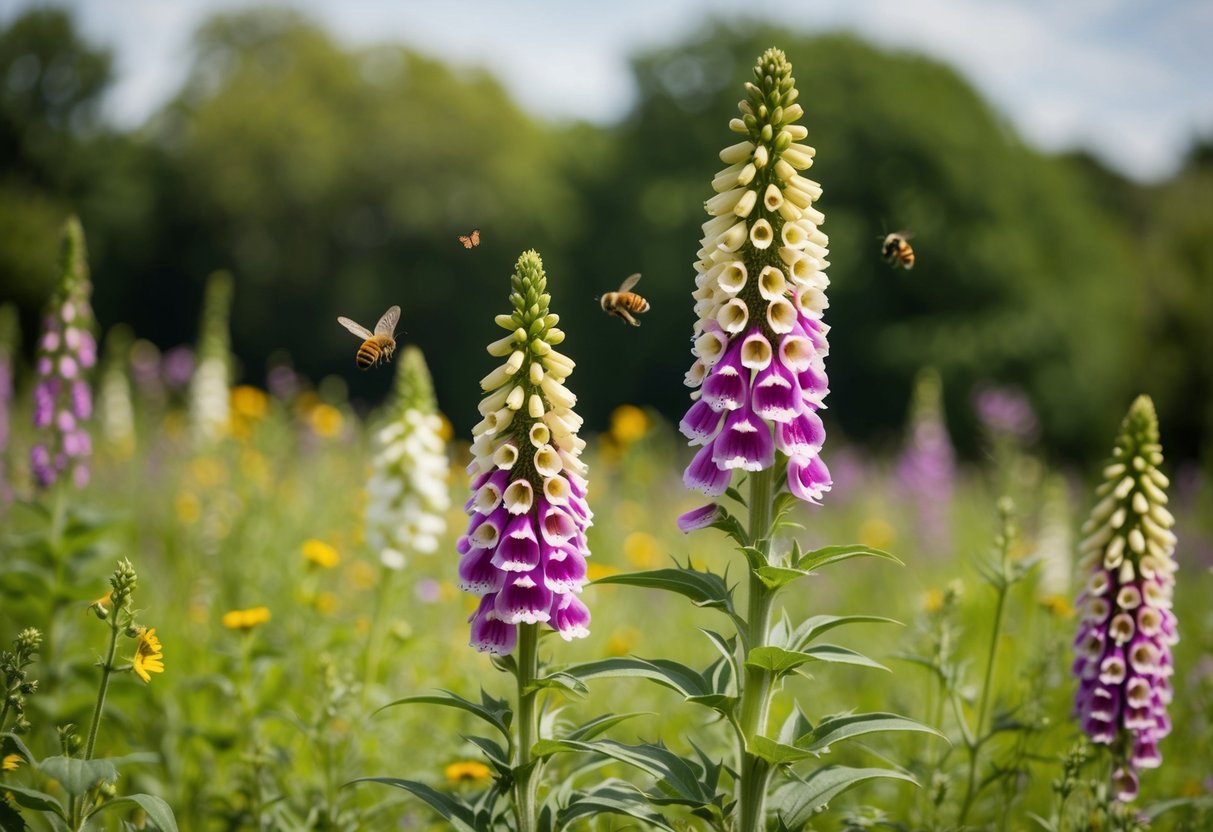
(458, 228), (481, 249)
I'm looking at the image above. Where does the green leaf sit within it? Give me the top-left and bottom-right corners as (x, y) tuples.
(796, 713), (945, 754)
(745, 647), (816, 675)
(754, 566), (811, 590)
(345, 778), (478, 832)
(375, 689), (510, 738)
(747, 735), (816, 765)
(800, 645), (889, 672)
(558, 657), (709, 700)
(541, 739), (716, 806)
(770, 767), (918, 828)
(789, 615), (902, 650)
(779, 704), (814, 747)
(593, 567), (734, 613)
(558, 781), (678, 831)
(89, 795), (178, 831)
(462, 735), (510, 770)
(38, 755), (118, 797)
(1, 732), (37, 766)
(564, 712), (650, 742)
(739, 546), (767, 571)
(797, 544), (903, 572)
(0, 783), (65, 817)
(524, 673), (587, 697)
(724, 486), (748, 507)
(708, 511), (749, 547)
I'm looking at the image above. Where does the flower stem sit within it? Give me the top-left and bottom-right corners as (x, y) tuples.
(514, 623), (540, 832)
(957, 572), (1009, 826)
(737, 466), (777, 832)
(82, 617), (120, 761)
(361, 563), (395, 702)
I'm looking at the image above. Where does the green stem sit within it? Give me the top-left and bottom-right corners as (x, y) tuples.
(82, 619), (120, 761)
(957, 580), (1008, 826)
(514, 624), (540, 832)
(737, 467), (776, 832)
(44, 485), (68, 670)
(361, 564), (395, 701)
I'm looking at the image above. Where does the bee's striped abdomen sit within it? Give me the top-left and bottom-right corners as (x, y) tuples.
(356, 340), (380, 369)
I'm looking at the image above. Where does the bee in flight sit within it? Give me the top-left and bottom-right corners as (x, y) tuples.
(598, 273), (650, 327)
(458, 228), (481, 249)
(881, 231), (915, 270)
(337, 305), (400, 370)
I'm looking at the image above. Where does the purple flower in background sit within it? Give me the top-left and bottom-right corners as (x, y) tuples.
(679, 49), (831, 505)
(896, 368), (956, 553)
(1073, 395), (1177, 802)
(458, 251), (593, 653)
(30, 218), (96, 491)
(974, 384), (1039, 443)
(161, 345), (195, 392)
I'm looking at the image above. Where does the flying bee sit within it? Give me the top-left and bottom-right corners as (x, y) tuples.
(337, 305), (401, 369)
(458, 228), (481, 249)
(598, 273), (650, 327)
(881, 231), (915, 270)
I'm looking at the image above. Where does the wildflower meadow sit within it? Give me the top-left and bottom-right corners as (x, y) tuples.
(2, 6), (1213, 832)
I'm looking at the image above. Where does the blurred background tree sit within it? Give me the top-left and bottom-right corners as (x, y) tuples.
(0, 8), (1208, 462)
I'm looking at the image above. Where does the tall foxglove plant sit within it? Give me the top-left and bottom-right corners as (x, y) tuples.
(578, 49), (936, 832)
(189, 271), (233, 445)
(31, 217), (96, 492)
(897, 368), (956, 554)
(1073, 395), (1177, 802)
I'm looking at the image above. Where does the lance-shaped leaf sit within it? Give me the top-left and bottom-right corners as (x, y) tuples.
(87, 794), (178, 831)
(746, 735), (817, 766)
(754, 566), (812, 590)
(788, 615), (902, 651)
(376, 689), (511, 738)
(0, 783), (65, 817)
(558, 780), (678, 831)
(564, 712), (651, 743)
(592, 566), (734, 613)
(535, 739), (718, 807)
(557, 657), (718, 701)
(797, 544), (902, 572)
(346, 778), (479, 832)
(38, 756), (118, 796)
(746, 644), (888, 676)
(770, 767), (918, 829)
(796, 712), (945, 754)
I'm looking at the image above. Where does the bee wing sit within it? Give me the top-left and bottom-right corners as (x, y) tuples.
(895, 229), (915, 240)
(617, 273), (642, 293)
(337, 317), (374, 339)
(374, 305), (401, 336)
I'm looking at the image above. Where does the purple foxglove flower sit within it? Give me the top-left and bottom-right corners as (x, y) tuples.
(973, 383), (1039, 444)
(896, 368), (956, 554)
(30, 218), (96, 491)
(460, 251), (593, 652)
(678, 503), (723, 534)
(1073, 395), (1177, 801)
(680, 49), (832, 505)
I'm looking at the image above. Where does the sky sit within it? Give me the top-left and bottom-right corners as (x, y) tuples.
(3, 0), (1211, 181)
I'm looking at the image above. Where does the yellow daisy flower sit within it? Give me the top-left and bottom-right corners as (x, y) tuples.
(2, 754), (22, 771)
(302, 539), (340, 569)
(444, 761), (491, 784)
(608, 404), (649, 445)
(132, 627), (165, 684)
(222, 606), (271, 631)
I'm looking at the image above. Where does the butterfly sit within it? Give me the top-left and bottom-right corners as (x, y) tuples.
(458, 228), (481, 249)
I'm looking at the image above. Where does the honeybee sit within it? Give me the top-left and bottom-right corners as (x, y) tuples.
(458, 228), (481, 249)
(881, 231), (915, 270)
(337, 305), (400, 369)
(598, 273), (650, 327)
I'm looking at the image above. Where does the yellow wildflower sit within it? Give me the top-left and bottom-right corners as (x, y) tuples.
(302, 539), (340, 569)
(606, 628), (639, 657)
(609, 404), (649, 445)
(230, 385), (269, 420)
(175, 491), (201, 525)
(923, 588), (945, 614)
(222, 606), (271, 631)
(132, 627), (165, 684)
(585, 562), (620, 582)
(623, 531), (662, 569)
(2, 754), (22, 772)
(857, 516), (895, 550)
(444, 761), (491, 784)
(308, 403), (344, 438)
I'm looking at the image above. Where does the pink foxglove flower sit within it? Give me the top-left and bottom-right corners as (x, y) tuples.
(680, 48), (831, 505)
(31, 218), (96, 490)
(458, 251), (592, 654)
(1073, 395), (1177, 801)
